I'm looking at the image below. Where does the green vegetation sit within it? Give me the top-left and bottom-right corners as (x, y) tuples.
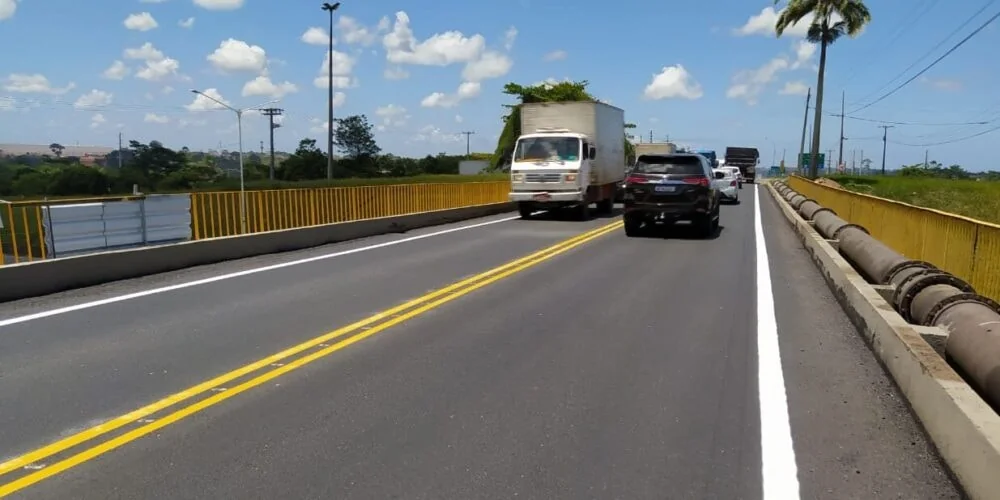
(775, 0), (872, 178)
(0, 113), (499, 200)
(489, 80), (636, 170)
(827, 163), (1000, 224)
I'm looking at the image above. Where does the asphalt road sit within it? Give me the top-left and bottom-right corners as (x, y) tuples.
(0, 186), (962, 499)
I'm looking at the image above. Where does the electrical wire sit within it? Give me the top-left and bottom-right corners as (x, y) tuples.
(890, 123), (1000, 146)
(838, 0), (940, 87)
(848, 0), (997, 107)
(849, 9), (1000, 114)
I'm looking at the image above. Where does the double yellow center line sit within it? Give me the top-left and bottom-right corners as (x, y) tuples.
(0, 219), (622, 496)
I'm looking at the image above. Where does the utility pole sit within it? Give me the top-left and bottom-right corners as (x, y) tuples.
(260, 141), (264, 155)
(460, 131), (475, 156)
(924, 149), (929, 168)
(837, 90), (845, 171)
(879, 125), (894, 175)
(117, 131), (123, 170)
(826, 149), (833, 171)
(799, 87), (811, 173)
(851, 149), (856, 174)
(260, 107), (284, 180)
(321, 2), (341, 179)
(649, 130), (653, 143)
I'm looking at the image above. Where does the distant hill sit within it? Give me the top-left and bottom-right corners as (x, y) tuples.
(0, 143), (115, 157)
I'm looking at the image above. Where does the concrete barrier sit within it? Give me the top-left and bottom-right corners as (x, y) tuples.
(0, 202), (515, 303)
(765, 182), (1000, 500)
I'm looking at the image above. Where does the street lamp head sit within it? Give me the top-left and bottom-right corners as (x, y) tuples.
(321, 2), (340, 11)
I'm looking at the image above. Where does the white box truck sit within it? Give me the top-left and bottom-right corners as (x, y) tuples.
(634, 142), (677, 157)
(508, 101), (626, 220)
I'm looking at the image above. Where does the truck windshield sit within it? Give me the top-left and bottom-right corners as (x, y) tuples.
(514, 137), (580, 162)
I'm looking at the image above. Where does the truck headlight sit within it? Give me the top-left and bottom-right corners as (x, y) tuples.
(563, 173), (577, 182)
(512, 174), (524, 182)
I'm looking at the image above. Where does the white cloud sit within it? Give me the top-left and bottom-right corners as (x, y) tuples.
(420, 81), (480, 108)
(242, 75), (297, 98)
(791, 40), (816, 69)
(455, 115), (463, 123)
(462, 51), (512, 82)
(543, 50), (567, 61)
(383, 66), (409, 80)
(374, 103), (409, 130)
(411, 125), (461, 144)
(179, 17), (195, 29)
(102, 60), (129, 80)
(643, 65), (703, 100)
(193, 0), (244, 10)
(301, 27), (332, 45)
(726, 57), (789, 105)
(313, 50), (357, 88)
(337, 15), (387, 46)
(734, 6), (842, 37)
(383, 11), (485, 66)
(2, 74), (75, 94)
(207, 39), (268, 73)
(140, 0), (167, 3)
(123, 42), (181, 81)
(73, 89), (113, 109)
(921, 76), (962, 91)
(779, 81), (809, 95)
(503, 26), (518, 51)
(124, 12), (158, 31)
(90, 113), (106, 129)
(0, 0), (18, 21)
(185, 88), (229, 111)
(144, 113), (170, 124)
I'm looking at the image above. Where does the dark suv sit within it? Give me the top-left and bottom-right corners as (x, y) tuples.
(621, 153), (722, 238)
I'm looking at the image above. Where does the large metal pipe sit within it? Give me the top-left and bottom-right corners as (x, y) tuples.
(797, 200), (824, 220)
(788, 194), (808, 210)
(812, 210), (850, 239)
(837, 226), (908, 284)
(936, 297), (1000, 410)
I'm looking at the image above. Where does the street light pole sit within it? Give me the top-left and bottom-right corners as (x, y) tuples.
(322, 2), (341, 180)
(190, 89), (278, 235)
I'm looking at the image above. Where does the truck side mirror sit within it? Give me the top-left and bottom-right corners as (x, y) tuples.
(589, 147), (596, 159)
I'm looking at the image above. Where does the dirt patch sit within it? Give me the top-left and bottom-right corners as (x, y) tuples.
(816, 177), (844, 189)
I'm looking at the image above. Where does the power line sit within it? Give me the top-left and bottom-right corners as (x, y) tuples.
(848, 0), (997, 107)
(260, 107), (284, 180)
(849, 9), (1000, 114)
(890, 123), (1000, 146)
(810, 105), (989, 126)
(838, 0), (940, 87)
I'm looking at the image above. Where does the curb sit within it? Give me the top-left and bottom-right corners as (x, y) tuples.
(764, 182), (1000, 500)
(0, 202), (516, 303)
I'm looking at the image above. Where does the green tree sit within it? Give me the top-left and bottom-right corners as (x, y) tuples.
(126, 140), (188, 186)
(278, 138), (327, 180)
(333, 114), (381, 160)
(775, 0), (871, 179)
(49, 143), (64, 157)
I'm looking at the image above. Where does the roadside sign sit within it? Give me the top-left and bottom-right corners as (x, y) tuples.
(798, 153), (825, 169)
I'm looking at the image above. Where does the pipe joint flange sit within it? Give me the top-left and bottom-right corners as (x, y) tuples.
(924, 293), (1000, 326)
(809, 207), (836, 220)
(892, 268), (939, 316)
(897, 272), (975, 324)
(831, 223), (869, 240)
(789, 196), (808, 209)
(883, 260), (937, 286)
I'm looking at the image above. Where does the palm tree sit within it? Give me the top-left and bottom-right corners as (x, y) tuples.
(775, 0), (871, 179)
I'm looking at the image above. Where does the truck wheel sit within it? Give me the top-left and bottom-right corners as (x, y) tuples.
(695, 214), (714, 239)
(518, 204), (533, 219)
(572, 203), (590, 221)
(596, 198), (614, 214)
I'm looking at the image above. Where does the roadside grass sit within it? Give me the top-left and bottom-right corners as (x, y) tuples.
(827, 175), (1000, 224)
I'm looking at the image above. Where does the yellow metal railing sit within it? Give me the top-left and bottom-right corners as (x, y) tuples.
(788, 176), (1000, 302)
(190, 181), (510, 239)
(1, 182), (511, 266)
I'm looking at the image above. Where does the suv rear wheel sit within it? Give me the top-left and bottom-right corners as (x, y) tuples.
(623, 214), (643, 237)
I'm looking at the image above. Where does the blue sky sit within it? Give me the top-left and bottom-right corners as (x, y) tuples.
(1, 0), (997, 170)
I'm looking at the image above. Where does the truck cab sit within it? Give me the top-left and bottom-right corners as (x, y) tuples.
(510, 129), (601, 219)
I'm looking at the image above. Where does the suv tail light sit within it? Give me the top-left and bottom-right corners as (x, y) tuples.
(730, 180), (737, 186)
(683, 177), (710, 187)
(626, 175), (647, 184)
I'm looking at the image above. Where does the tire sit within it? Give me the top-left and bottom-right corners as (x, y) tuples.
(572, 203), (590, 221)
(518, 204), (533, 219)
(695, 214), (714, 239)
(623, 215), (642, 237)
(596, 197), (614, 214)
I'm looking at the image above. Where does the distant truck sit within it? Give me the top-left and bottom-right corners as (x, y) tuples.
(695, 149), (718, 168)
(508, 101), (626, 220)
(724, 147), (759, 183)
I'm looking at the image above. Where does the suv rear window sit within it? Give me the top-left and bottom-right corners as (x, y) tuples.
(633, 155), (704, 175)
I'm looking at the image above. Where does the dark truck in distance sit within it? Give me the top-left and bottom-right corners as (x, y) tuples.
(724, 147), (759, 183)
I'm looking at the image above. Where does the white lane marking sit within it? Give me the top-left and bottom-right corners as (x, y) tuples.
(0, 214), (521, 327)
(755, 185), (801, 499)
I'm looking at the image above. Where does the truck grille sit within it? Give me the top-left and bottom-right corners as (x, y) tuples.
(525, 173), (562, 183)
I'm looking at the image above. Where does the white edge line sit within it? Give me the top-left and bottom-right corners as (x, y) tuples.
(0, 214), (522, 328)
(755, 185), (801, 499)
